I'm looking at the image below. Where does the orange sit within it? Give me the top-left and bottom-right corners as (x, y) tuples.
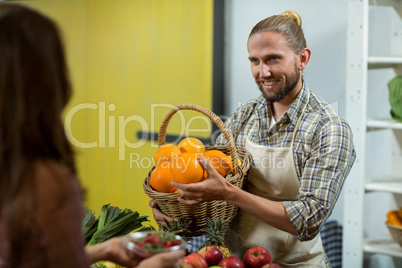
(154, 144), (181, 166)
(178, 137), (205, 155)
(171, 152), (204, 184)
(204, 150), (233, 177)
(387, 210), (402, 226)
(150, 164), (177, 193)
(228, 155), (242, 168)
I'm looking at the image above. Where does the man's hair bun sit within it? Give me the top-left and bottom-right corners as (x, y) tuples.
(281, 10), (302, 27)
(248, 9), (306, 54)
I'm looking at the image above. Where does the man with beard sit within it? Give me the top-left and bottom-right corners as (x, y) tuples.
(150, 10), (356, 267)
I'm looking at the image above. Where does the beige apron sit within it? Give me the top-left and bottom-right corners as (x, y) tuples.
(227, 93), (330, 267)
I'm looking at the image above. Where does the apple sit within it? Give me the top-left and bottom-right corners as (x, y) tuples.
(198, 246), (223, 266)
(179, 263), (195, 268)
(261, 264), (282, 268)
(243, 246), (272, 268)
(181, 253), (208, 268)
(218, 256), (245, 268)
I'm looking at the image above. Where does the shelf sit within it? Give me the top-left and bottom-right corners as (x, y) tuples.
(364, 235), (402, 258)
(345, 0), (402, 266)
(368, 56), (402, 65)
(367, 119), (402, 130)
(365, 178), (402, 194)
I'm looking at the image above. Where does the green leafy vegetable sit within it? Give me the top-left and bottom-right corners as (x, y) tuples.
(82, 204), (150, 246)
(388, 76), (402, 122)
(82, 208), (99, 241)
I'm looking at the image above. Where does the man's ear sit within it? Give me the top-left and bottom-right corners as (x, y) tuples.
(298, 48), (311, 70)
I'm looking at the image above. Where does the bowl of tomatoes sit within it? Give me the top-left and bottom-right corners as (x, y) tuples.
(126, 230), (188, 259)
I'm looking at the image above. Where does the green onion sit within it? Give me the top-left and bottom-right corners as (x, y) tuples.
(83, 204), (150, 246)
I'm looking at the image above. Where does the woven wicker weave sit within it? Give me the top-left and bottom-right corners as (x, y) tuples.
(386, 222), (402, 247)
(143, 104), (252, 236)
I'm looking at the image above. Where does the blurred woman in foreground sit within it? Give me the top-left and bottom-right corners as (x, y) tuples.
(0, 4), (184, 268)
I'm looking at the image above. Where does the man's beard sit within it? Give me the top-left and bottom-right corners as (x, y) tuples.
(257, 63), (300, 102)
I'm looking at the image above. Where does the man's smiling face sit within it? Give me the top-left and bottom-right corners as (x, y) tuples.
(248, 31), (301, 103)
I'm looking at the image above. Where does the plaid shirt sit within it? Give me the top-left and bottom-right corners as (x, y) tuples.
(216, 83), (356, 240)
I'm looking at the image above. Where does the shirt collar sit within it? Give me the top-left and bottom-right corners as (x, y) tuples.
(286, 82), (310, 126)
(257, 81), (310, 126)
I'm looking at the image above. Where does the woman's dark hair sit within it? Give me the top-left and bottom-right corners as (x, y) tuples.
(0, 3), (76, 264)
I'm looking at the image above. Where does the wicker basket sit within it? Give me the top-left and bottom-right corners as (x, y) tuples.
(143, 104), (252, 236)
(386, 222), (402, 247)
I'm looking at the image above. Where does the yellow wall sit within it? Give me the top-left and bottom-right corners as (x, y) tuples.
(16, 0), (213, 226)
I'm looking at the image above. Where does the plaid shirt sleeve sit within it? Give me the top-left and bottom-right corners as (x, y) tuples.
(216, 97), (260, 148)
(216, 108), (237, 146)
(282, 114), (356, 241)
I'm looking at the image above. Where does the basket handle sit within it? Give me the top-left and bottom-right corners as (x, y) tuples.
(158, 104), (239, 174)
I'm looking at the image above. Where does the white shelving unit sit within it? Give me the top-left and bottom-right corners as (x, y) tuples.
(368, 56), (402, 64)
(364, 236), (402, 258)
(344, 0), (402, 267)
(367, 119), (402, 130)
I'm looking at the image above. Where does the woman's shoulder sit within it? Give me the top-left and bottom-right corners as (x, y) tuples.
(33, 160), (82, 206)
(35, 160), (74, 177)
(34, 160), (77, 186)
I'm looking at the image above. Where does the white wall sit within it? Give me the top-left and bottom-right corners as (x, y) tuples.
(224, 0), (349, 223)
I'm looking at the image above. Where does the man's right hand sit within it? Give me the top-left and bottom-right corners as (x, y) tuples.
(149, 200), (174, 227)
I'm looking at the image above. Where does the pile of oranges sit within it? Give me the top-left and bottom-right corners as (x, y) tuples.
(150, 137), (237, 193)
(387, 209), (402, 227)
